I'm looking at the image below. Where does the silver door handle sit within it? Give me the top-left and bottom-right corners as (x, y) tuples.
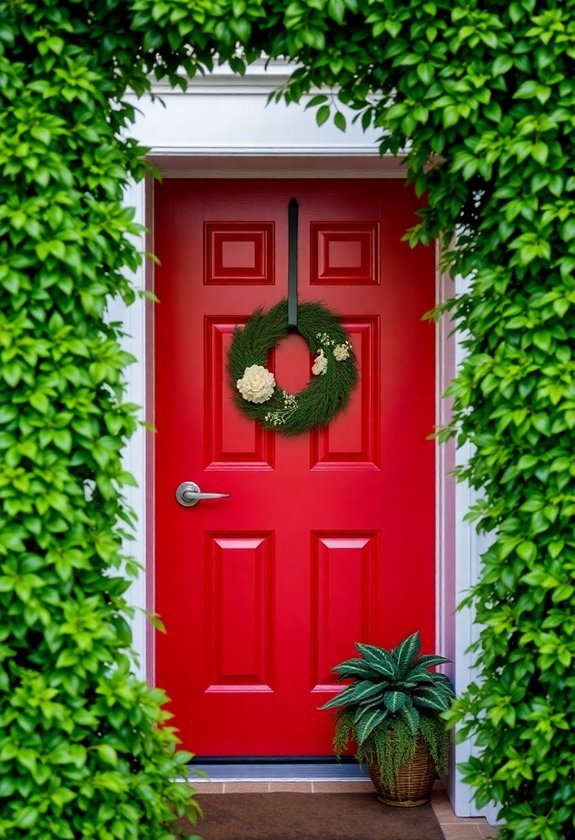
(176, 481), (230, 508)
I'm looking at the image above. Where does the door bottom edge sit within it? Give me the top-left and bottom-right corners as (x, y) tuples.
(191, 756), (357, 764)
(189, 762), (369, 783)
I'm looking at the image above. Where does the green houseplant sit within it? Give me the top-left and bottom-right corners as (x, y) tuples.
(320, 632), (454, 806)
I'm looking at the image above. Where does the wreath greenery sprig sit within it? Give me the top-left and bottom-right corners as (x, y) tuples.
(228, 299), (358, 435)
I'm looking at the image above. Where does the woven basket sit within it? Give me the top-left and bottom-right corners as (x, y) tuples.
(367, 736), (436, 807)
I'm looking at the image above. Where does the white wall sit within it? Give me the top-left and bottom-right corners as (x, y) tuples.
(132, 61), (388, 162)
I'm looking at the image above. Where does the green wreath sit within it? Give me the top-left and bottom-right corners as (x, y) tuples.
(227, 299), (358, 435)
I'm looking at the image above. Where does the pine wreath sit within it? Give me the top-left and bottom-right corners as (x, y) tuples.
(228, 299), (358, 435)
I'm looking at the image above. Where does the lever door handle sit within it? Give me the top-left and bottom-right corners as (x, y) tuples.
(176, 481), (230, 508)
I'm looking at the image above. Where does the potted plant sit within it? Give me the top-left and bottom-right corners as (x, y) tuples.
(319, 632), (454, 807)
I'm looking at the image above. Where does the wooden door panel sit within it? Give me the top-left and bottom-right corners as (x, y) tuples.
(154, 179), (435, 755)
(205, 320), (275, 469)
(311, 318), (379, 468)
(311, 533), (379, 690)
(310, 222), (378, 285)
(204, 533), (274, 692)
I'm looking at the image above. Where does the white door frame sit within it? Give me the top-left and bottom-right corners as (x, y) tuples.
(117, 60), (484, 817)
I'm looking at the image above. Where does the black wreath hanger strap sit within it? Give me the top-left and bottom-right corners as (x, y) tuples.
(287, 198), (299, 329)
(227, 298), (358, 435)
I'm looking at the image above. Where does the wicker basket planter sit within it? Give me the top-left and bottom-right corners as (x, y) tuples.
(367, 736), (436, 807)
(319, 634), (453, 811)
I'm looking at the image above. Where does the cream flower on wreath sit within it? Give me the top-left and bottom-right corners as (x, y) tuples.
(312, 348), (328, 376)
(333, 342), (351, 361)
(237, 364), (276, 403)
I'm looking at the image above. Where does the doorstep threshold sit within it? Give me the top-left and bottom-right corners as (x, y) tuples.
(191, 763), (369, 782)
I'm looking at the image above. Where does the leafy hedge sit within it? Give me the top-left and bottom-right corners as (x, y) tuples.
(0, 3), (200, 838)
(2, 0), (574, 838)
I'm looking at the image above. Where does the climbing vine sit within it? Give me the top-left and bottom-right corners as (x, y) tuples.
(0, 4), (200, 838)
(1, 0), (574, 837)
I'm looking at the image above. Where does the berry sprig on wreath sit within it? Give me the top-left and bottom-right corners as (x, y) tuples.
(227, 299), (358, 435)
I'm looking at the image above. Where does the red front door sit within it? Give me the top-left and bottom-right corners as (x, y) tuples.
(154, 179), (435, 756)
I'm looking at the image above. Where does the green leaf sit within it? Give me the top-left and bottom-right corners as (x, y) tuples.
(230, 18), (251, 41)
(96, 744), (118, 766)
(517, 541), (537, 563)
(316, 105), (330, 127)
(319, 686), (358, 711)
(442, 106), (459, 128)
(355, 708), (386, 744)
(332, 658), (379, 680)
(53, 429), (72, 453)
(51, 788), (76, 808)
(347, 680), (384, 704)
(492, 55), (513, 75)
(532, 414), (550, 435)
(15, 807), (39, 829)
(333, 111), (347, 132)
(305, 94), (329, 109)
(383, 690), (407, 712)
(415, 654), (451, 669)
(416, 62), (433, 85)
(327, 0), (346, 24)
(561, 219), (575, 242)
(413, 686), (452, 711)
(319, 680), (381, 710)
(0, 778), (15, 797)
(2, 363), (21, 387)
(531, 142), (548, 165)
(392, 632), (421, 675)
(356, 643), (398, 678)
(400, 701), (420, 734)
(0, 405), (18, 424)
(93, 772), (129, 793)
(399, 667), (435, 687)
(147, 612), (167, 633)
(30, 392), (49, 413)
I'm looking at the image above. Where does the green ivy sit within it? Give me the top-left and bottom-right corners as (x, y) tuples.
(0, 3), (202, 837)
(2, 0), (574, 837)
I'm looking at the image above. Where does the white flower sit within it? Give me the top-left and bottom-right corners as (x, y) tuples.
(264, 392), (298, 426)
(282, 391), (298, 407)
(237, 364), (275, 403)
(333, 343), (351, 361)
(316, 331), (335, 347)
(312, 349), (328, 376)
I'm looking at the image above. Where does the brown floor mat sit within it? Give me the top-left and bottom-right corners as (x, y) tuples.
(177, 792), (444, 839)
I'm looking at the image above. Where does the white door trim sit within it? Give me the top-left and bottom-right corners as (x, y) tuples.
(119, 62), (483, 817)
